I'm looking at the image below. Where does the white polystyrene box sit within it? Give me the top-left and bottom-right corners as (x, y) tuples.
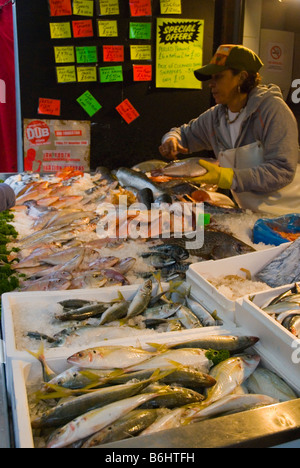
(1, 283), (227, 397)
(235, 283), (300, 393)
(8, 326), (250, 449)
(10, 326), (300, 449)
(186, 243), (290, 324)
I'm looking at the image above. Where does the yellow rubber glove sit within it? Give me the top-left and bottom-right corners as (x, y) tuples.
(189, 159), (234, 189)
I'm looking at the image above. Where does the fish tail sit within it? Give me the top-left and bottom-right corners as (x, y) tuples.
(149, 367), (175, 383)
(35, 384), (73, 400)
(26, 343), (56, 382)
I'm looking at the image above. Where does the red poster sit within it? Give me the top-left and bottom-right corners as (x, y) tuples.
(72, 20), (94, 38)
(103, 45), (124, 62)
(38, 98), (61, 116)
(116, 99), (139, 124)
(133, 64), (152, 81)
(129, 0), (152, 17)
(0, 2), (17, 172)
(49, 0), (72, 16)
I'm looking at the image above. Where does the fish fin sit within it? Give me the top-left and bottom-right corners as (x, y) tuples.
(35, 384), (73, 400)
(111, 291), (126, 303)
(26, 342), (45, 362)
(146, 342), (170, 353)
(211, 310), (221, 321)
(149, 367), (176, 382)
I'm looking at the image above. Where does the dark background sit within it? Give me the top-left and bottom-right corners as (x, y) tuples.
(15, 0), (216, 171)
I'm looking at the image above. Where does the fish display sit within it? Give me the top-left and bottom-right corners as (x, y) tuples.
(22, 281), (221, 349)
(27, 334), (298, 448)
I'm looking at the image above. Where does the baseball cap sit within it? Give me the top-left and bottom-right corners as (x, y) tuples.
(194, 44), (264, 81)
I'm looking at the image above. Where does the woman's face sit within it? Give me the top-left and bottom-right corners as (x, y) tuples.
(209, 69), (242, 106)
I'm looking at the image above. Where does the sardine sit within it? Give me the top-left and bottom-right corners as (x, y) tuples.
(185, 297), (216, 327)
(205, 355), (260, 405)
(46, 392), (160, 448)
(175, 304), (203, 329)
(126, 280), (153, 319)
(246, 368), (297, 402)
(98, 301), (129, 325)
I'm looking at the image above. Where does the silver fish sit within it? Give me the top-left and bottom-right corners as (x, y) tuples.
(46, 392), (160, 448)
(151, 157), (212, 178)
(246, 368), (297, 402)
(114, 167), (166, 199)
(183, 394), (279, 422)
(205, 355), (260, 405)
(185, 297), (216, 327)
(175, 304), (203, 329)
(126, 280), (153, 319)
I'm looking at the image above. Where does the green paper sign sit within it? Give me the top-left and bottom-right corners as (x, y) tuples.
(129, 22), (151, 40)
(76, 46), (98, 63)
(77, 90), (102, 117)
(99, 65), (123, 83)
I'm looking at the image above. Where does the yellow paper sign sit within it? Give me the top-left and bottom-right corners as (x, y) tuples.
(77, 66), (97, 82)
(99, 0), (119, 16)
(130, 45), (152, 61)
(156, 18), (204, 89)
(98, 20), (118, 37)
(160, 0), (182, 14)
(73, 0), (94, 16)
(56, 65), (77, 83)
(50, 22), (72, 39)
(54, 46), (75, 63)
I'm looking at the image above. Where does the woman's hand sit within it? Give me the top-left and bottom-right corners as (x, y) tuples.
(159, 137), (189, 160)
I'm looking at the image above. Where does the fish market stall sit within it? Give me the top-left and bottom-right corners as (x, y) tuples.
(1, 169), (300, 449)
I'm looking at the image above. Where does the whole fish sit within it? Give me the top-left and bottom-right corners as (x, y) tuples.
(132, 160), (168, 173)
(246, 368), (297, 402)
(141, 383), (205, 408)
(41, 246), (85, 266)
(55, 303), (108, 322)
(266, 283), (300, 307)
(162, 230), (255, 259)
(151, 157), (211, 178)
(106, 365), (216, 389)
(32, 369), (168, 429)
(98, 300), (129, 325)
(139, 407), (187, 436)
(205, 355), (260, 405)
(183, 394), (279, 422)
(185, 297), (216, 327)
(126, 280), (153, 319)
(255, 238), (300, 287)
(282, 314), (300, 337)
(174, 304), (203, 329)
(42, 367), (114, 391)
(149, 244), (189, 262)
(67, 345), (158, 369)
(114, 167), (167, 200)
(128, 348), (212, 374)
(46, 392), (160, 448)
(82, 409), (160, 448)
(169, 335), (259, 354)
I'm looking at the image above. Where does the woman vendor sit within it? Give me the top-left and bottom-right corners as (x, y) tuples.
(159, 44), (300, 215)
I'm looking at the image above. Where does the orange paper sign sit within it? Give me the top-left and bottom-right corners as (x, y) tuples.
(129, 0), (152, 17)
(38, 98), (61, 116)
(133, 64), (152, 81)
(49, 0), (72, 16)
(103, 45), (124, 62)
(72, 20), (94, 38)
(116, 99), (139, 124)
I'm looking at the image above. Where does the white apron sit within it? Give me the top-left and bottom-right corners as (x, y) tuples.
(218, 141), (300, 215)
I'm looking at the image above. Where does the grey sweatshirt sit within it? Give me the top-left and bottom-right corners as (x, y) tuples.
(162, 84), (299, 193)
(0, 183), (16, 211)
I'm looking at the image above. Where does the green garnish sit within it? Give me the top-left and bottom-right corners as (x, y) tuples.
(205, 349), (230, 366)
